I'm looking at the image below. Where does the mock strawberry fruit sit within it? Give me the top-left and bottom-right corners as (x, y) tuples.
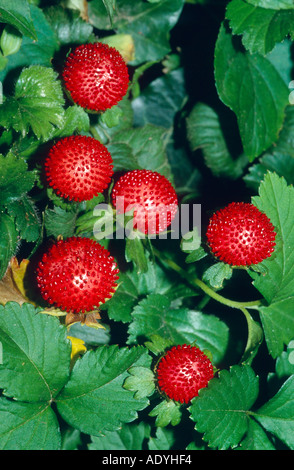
(111, 169), (178, 235)
(45, 135), (113, 202)
(62, 42), (129, 112)
(206, 202), (276, 266)
(36, 237), (119, 313)
(156, 344), (214, 404)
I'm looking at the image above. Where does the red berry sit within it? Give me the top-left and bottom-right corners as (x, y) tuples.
(156, 344), (214, 404)
(45, 135), (113, 202)
(206, 202), (276, 266)
(62, 42), (129, 112)
(36, 237), (119, 313)
(111, 169), (178, 235)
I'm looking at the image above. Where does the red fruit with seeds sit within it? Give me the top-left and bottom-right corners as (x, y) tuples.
(62, 42), (129, 112)
(45, 135), (113, 202)
(36, 237), (119, 313)
(156, 344), (214, 404)
(111, 169), (178, 235)
(206, 202), (276, 266)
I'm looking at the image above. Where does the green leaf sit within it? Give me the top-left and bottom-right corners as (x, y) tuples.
(246, 0), (294, 9)
(254, 375), (294, 449)
(0, 398), (60, 450)
(0, 213), (18, 279)
(189, 365), (259, 450)
(249, 173), (294, 358)
(148, 427), (176, 450)
(0, 5), (59, 82)
(237, 419), (276, 450)
(56, 345), (149, 436)
(88, 0), (185, 64)
(88, 422), (148, 450)
(149, 399), (182, 427)
(0, 153), (35, 207)
(181, 227), (207, 264)
(0, 0), (37, 39)
(125, 237), (149, 274)
(202, 262), (233, 289)
(127, 294), (229, 365)
(186, 102), (246, 179)
(102, 257), (189, 323)
(112, 124), (173, 180)
(7, 196), (40, 242)
(44, 5), (93, 46)
(44, 205), (78, 239)
(226, 0), (294, 55)
(52, 105), (90, 139)
(132, 68), (187, 130)
(0, 302), (71, 402)
(101, 0), (116, 26)
(214, 22), (289, 160)
(0, 65), (65, 140)
(124, 366), (155, 400)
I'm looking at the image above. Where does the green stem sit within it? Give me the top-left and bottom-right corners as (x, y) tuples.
(153, 247), (262, 311)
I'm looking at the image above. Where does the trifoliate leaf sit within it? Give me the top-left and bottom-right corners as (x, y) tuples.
(0, 65), (65, 140)
(0, 302), (71, 402)
(189, 365), (259, 450)
(56, 345), (149, 436)
(0, 399), (60, 450)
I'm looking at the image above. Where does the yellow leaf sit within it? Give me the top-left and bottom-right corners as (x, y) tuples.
(67, 336), (87, 360)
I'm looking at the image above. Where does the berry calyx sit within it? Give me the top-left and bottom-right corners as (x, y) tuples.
(206, 202), (276, 266)
(111, 169), (178, 235)
(45, 135), (113, 202)
(156, 344), (214, 404)
(62, 42), (129, 112)
(36, 237), (119, 313)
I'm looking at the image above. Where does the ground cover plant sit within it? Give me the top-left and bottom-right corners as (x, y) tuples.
(0, 0), (294, 451)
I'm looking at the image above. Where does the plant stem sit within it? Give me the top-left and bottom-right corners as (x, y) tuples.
(153, 247), (262, 311)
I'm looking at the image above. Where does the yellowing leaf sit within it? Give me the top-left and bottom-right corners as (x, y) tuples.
(67, 336), (87, 360)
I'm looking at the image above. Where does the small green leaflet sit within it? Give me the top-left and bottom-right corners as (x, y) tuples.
(0, 65), (65, 140)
